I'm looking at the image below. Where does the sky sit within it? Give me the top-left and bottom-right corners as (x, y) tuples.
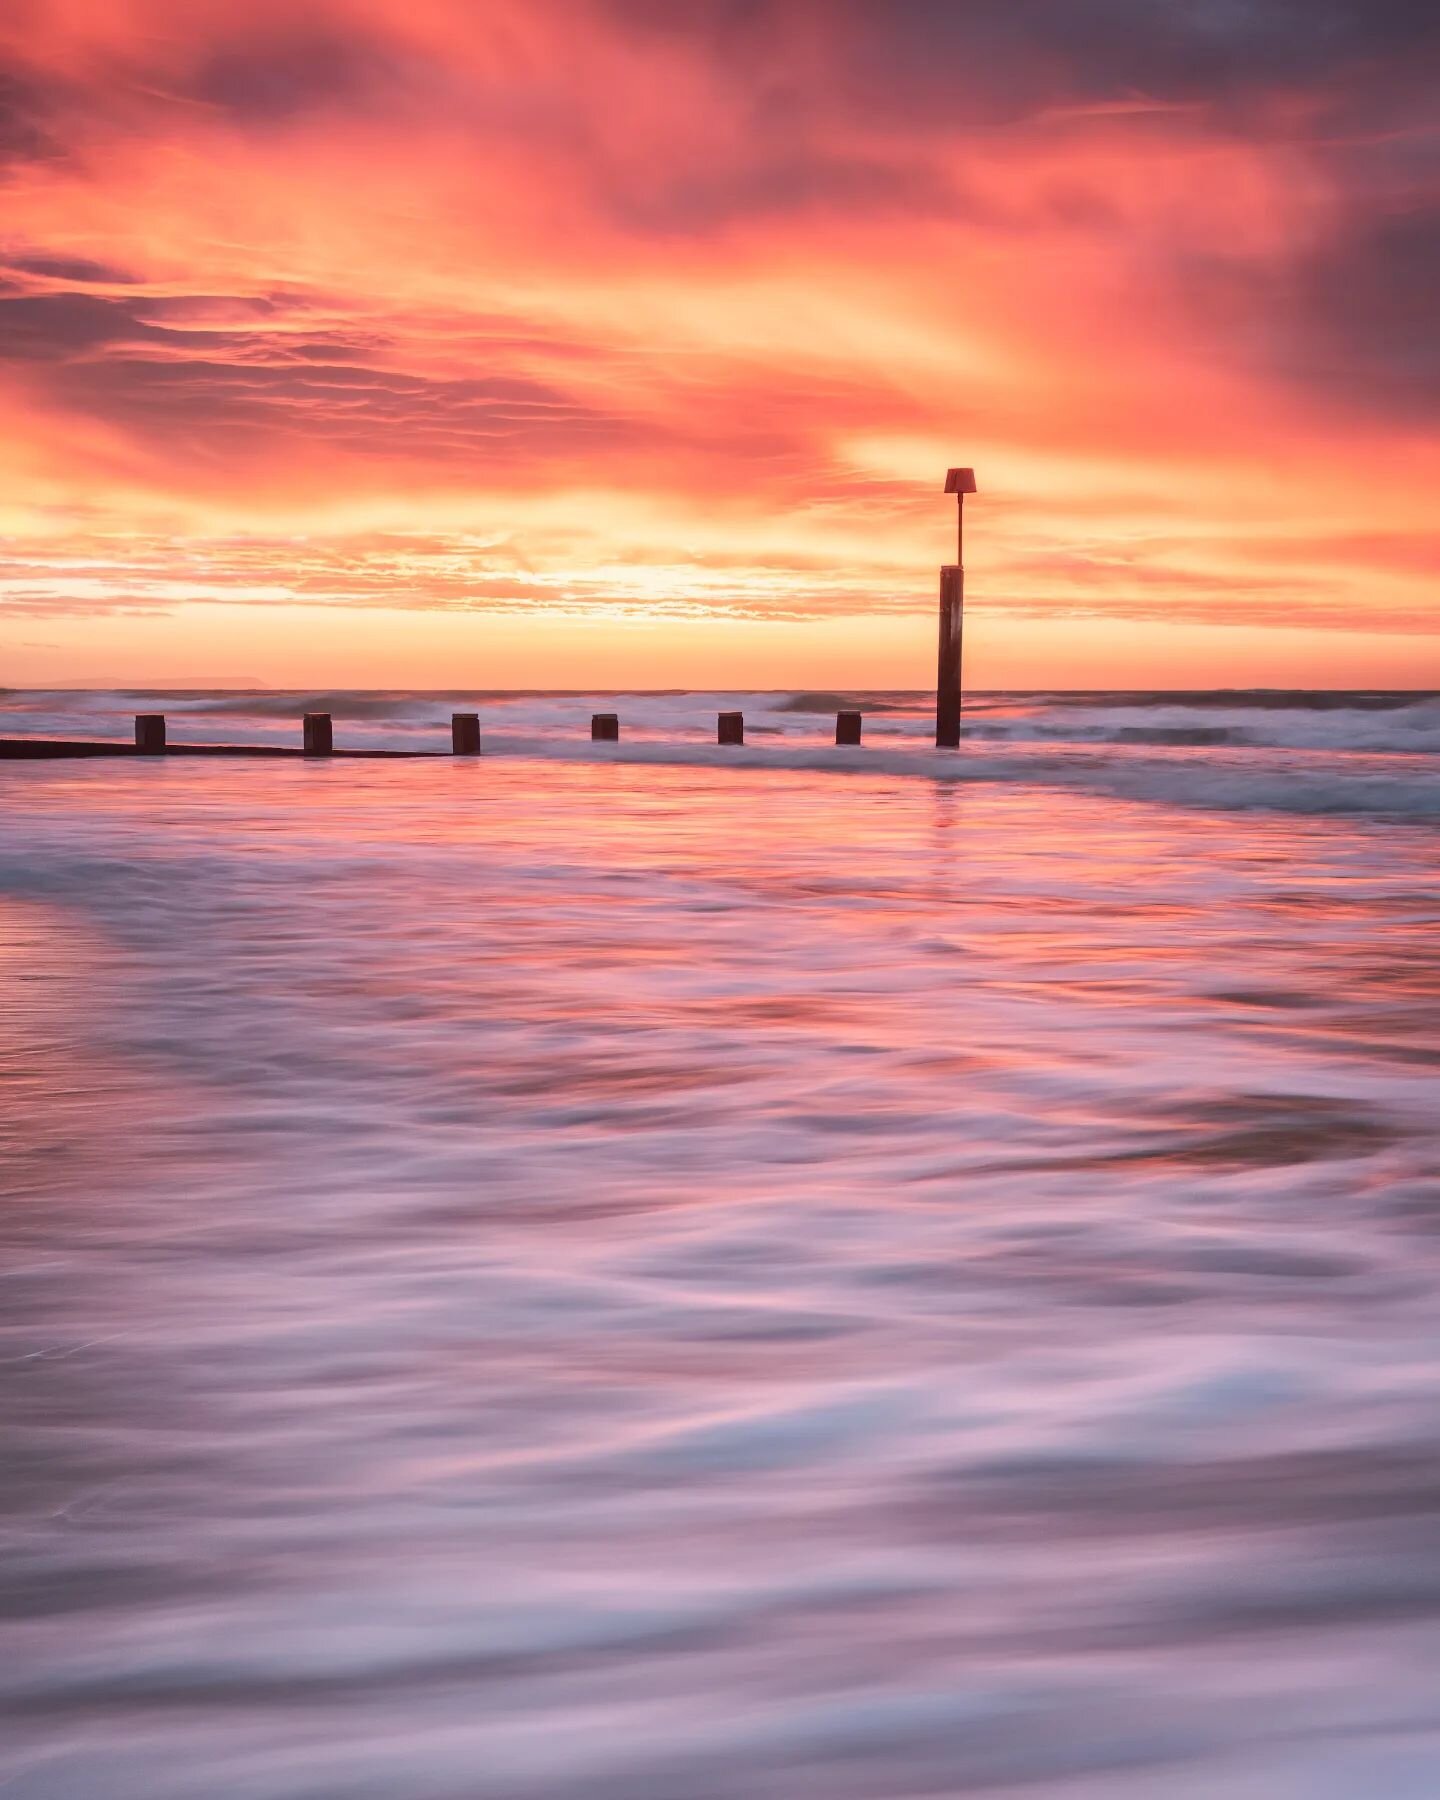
(1, 0), (1436, 689)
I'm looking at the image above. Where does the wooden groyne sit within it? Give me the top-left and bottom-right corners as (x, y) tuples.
(0, 738), (446, 760)
(2, 707), (848, 759)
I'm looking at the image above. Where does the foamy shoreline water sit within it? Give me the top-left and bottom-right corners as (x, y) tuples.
(3, 746), (1439, 1796)
(4, 686), (1439, 821)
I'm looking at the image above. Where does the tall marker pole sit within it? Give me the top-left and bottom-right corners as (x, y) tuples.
(936, 466), (976, 749)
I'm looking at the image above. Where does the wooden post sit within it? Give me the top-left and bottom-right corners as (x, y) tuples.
(935, 565), (963, 749)
(451, 713), (481, 755)
(591, 713), (619, 741)
(937, 468), (975, 749)
(718, 711), (744, 745)
(835, 711), (862, 746)
(134, 714), (166, 754)
(303, 712), (333, 755)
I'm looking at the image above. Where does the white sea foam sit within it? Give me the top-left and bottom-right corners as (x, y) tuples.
(2, 749), (1439, 1797)
(4, 685), (1439, 819)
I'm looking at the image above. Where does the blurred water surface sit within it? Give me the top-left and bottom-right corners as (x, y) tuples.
(2, 754), (1439, 1798)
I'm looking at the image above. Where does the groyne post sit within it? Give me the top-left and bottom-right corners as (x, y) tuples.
(303, 713), (333, 755)
(937, 467), (976, 749)
(452, 713), (481, 755)
(718, 711), (744, 745)
(134, 714), (166, 754)
(836, 711), (862, 746)
(592, 713), (619, 741)
(936, 566), (963, 749)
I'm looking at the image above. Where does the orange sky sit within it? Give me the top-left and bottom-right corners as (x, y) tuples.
(1, 0), (1436, 687)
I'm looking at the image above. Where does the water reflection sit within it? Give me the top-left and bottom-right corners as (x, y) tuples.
(2, 759), (1438, 1798)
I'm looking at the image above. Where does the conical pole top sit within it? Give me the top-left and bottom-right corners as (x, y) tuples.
(943, 467), (976, 564)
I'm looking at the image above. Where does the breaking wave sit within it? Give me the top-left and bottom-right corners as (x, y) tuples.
(3, 687), (1438, 821)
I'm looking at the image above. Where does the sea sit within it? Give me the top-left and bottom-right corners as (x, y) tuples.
(3, 686), (1439, 1798)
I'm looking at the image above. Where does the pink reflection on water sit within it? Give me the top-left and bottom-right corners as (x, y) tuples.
(2, 758), (1439, 1798)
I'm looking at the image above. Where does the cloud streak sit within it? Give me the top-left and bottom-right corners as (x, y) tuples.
(0, 0), (1436, 678)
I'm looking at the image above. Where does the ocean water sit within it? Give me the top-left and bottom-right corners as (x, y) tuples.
(3, 688), (1439, 1798)
(4, 685), (1440, 820)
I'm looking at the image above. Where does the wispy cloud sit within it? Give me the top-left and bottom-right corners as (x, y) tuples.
(0, 0), (1436, 676)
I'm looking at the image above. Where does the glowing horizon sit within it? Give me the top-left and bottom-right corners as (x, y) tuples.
(2, 0), (1436, 688)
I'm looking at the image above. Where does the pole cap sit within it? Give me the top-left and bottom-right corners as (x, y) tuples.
(944, 468), (977, 494)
